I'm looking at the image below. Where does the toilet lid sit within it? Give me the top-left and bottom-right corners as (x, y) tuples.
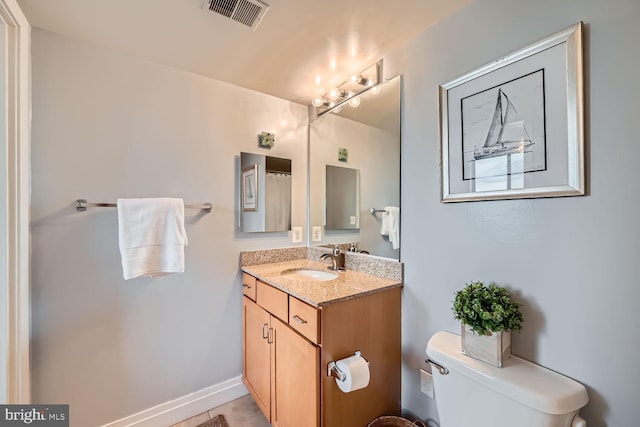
(427, 331), (589, 414)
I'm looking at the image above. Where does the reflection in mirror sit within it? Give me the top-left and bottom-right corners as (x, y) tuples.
(309, 75), (401, 259)
(240, 152), (292, 233)
(325, 165), (360, 230)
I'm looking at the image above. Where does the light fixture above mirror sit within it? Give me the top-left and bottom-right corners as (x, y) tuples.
(311, 60), (383, 116)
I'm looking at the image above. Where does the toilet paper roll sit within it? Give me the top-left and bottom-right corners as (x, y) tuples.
(335, 353), (370, 393)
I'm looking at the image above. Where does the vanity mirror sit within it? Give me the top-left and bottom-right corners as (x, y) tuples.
(309, 75), (401, 259)
(239, 152), (292, 233)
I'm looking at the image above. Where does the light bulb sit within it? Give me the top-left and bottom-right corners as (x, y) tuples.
(311, 97), (324, 107)
(370, 85), (380, 94)
(333, 106), (343, 114)
(328, 88), (340, 100)
(349, 97), (361, 108)
(352, 74), (367, 85)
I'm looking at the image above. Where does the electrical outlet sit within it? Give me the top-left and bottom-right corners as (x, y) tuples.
(291, 226), (303, 243)
(420, 368), (434, 398)
(312, 226), (322, 242)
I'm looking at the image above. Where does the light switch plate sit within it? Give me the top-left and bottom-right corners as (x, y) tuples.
(291, 227), (303, 243)
(350, 216), (356, 225)
(312, 226), (322, 242)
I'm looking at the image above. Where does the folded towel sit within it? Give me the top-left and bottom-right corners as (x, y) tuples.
(380, 210), (390, 236)
(117, 198), (188, 280)
(385, 206), (400, 250)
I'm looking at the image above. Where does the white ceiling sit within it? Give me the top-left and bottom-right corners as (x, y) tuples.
(17, 0), (470, 105)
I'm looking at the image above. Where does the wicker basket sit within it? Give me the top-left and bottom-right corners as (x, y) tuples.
(366, 416), (427, 427)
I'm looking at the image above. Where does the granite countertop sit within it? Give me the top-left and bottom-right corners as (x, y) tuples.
(241, 259), (402, 307)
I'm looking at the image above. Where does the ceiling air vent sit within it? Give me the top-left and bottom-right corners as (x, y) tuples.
(204, 0), (270, 31)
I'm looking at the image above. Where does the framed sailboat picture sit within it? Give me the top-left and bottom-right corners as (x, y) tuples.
(439, 22), (584, 202)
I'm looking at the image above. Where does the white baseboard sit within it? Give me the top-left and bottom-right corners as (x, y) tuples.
(102, 376), (248, 427)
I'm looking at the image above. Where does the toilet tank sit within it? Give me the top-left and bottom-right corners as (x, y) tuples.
(426, 331), (588, 427)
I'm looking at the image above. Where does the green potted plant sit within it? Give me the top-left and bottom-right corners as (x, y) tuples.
(452, 281), (524, 367)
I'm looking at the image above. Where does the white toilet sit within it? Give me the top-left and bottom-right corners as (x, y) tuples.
(426, 331), (589, 427)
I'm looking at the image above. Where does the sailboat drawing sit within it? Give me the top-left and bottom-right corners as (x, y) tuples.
(474, 89), (534, 160)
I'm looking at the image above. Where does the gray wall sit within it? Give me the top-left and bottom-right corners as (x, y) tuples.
(29, 29), (307, 426)
(385, 0), (640, 426)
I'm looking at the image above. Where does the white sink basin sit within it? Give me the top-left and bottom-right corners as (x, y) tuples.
(280, 268), (338, 282)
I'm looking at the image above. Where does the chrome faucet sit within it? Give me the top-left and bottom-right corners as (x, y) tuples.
(320, 245), (345, 271)
(348, 242), (369, 254)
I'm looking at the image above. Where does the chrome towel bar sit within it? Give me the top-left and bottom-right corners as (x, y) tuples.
(75, 199), (213, 213)
(370, 208), (387, 215)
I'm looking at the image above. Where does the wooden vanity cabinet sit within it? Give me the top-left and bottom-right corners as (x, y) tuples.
(270, 315), (320, 427)
(320, 289), (401, 426)
(243, 294), (319, 427)
(242, 273), (400, 427)
(242, 297), (271, 417)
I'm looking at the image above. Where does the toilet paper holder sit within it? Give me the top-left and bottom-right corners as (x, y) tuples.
(327, 350), (363, 381)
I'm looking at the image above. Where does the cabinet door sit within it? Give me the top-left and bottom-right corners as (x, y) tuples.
(242, 297), (272, 420)
(271, 316), (319, 427)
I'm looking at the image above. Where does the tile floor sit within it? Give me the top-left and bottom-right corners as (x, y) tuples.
(170, 394), (271, 427)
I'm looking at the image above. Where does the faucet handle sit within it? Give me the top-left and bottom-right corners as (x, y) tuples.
(333, 245), (341, 255)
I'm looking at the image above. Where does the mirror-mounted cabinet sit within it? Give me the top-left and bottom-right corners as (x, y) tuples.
(239, 152), (292, 233)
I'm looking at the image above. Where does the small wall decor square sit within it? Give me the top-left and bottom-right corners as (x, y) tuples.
(338, 148), (348, 162)
(439, 22), (585, 202)
(259, 131), (275, 149)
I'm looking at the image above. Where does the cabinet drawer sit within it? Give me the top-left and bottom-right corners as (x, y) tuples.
(289, 297), (320, 344)
(242, 273), (257, 301)
(257, 281), (288, 321)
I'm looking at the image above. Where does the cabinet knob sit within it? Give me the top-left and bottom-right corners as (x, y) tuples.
(262, 323), (269, 339)
(242, 283), (251, 289)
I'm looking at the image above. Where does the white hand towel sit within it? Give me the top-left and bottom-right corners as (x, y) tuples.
(117, 198), (188, 280)
(385, 206), (400, 250)
(381, 210), (390, 236)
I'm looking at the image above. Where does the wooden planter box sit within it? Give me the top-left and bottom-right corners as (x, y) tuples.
(461, 324), (511, 368)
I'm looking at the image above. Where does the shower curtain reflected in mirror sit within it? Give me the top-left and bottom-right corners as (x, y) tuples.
(265, 172), (291, 232)
(239, 152), (292, 233)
